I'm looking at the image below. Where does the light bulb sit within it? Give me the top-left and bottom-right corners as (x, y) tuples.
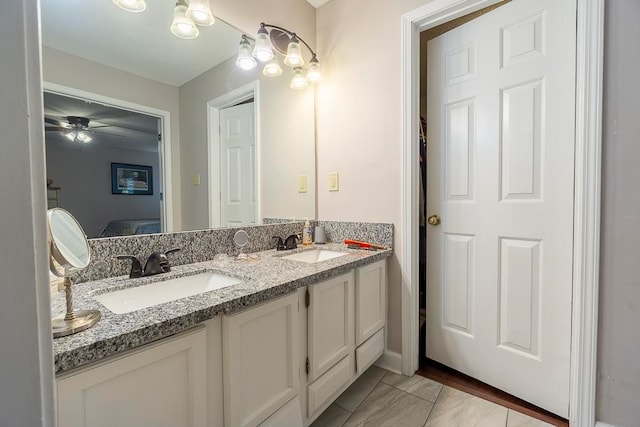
(236, 37), (257, 70)
(252, 27), (274, 62)
(112, 0), (146, 12)
(290, 67), (308, 90)
(262, 58), (283, 77)
(186, 0), (215, 26)
(171, 2), (199, 39)
(284, 37), (304, 67)
(306, 57), (322, 83)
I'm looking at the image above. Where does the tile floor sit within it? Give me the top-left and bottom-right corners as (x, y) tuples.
(310, 366), (553, 427)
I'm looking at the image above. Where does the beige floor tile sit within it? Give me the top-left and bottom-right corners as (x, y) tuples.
(424, 386), (508, 427)
(381, 372), (443, 403)
(310, 404), (352, 427)
(343, 383), (434, 427)
(334, 365), (386, 412)
(507, 410), (554, 427)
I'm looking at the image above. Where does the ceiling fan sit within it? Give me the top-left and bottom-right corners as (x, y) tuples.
(44, 115), (122, 143)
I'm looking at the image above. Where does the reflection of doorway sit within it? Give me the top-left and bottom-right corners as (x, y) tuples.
(207, 81), (260, 228)
(42, 85), (172, 237)
(219, 102), (257, 227)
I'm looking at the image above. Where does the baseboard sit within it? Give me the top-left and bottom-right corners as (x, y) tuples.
(374, 350), (402, 374)
(595, 422), (617, 427)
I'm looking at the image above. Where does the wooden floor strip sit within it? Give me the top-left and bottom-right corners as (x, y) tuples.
(416, 358), (569, 427)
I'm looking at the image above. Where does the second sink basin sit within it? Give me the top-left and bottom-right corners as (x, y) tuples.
(94, 272), (241, 314)
(280, 249), (347, 264)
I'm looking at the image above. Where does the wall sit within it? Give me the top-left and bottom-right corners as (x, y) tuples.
(41, 47), (182, 231)
(316, 0), (429, 354)
(0, 1), (55, 425)
(596, 1), (640, 425)
(179, 57), (315, 230)
(46, 139), (160, 238)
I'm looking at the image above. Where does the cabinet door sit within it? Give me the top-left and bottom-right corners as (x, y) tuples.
(57, 327), (207, 427)
(355, 259), (387, 346)
(308, 271), (354, 382)
(223, 293), (299, 427)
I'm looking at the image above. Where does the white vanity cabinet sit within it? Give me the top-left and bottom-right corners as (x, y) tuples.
(56, 327), (207, 427)
(306, 272), (354, 417)
(354, 259), (387, 374)
(222, 293), (299, 427)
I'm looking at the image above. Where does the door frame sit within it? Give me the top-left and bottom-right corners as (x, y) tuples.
(400, 0), (604, 425)
(42, 82), (174, 233)
(206, 81), (261, 228)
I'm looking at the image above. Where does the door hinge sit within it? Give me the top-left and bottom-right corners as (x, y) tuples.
(157, 133), (162, 142)
(305, 357), (310, 375)
(305, 289), (310, 308)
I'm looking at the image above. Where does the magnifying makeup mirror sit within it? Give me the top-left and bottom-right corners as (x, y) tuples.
(48, 208), (101, 338)
(233, 229), (250, 260)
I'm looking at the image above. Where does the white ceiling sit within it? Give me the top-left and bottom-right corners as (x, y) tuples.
(40, 0), (243, 87)
(306, 0), (332, 8)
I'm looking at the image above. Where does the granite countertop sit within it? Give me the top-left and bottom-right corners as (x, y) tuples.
(52, 243), (392, 374)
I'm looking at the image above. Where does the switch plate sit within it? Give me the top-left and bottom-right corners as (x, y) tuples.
(193, 174), (201, 186)
(298, 175), (308, 193)
(328, 172), (339, 192)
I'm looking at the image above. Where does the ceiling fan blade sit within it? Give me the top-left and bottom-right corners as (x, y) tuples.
(44, 117), (66, 127)
(90, 129), (126, 138)
(45, 126), (71, 132)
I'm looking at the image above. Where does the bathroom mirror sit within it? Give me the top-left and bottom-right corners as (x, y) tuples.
(47, 208), (101, 337)
(40, 0), (315, 238)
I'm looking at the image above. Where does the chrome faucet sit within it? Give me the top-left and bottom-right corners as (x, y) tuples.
(117, 248), (181, 278)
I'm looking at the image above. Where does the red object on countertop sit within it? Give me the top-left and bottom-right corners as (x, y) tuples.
(343, 239), (386, 250)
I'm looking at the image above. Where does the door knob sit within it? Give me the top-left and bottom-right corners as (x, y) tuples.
(427, 215), (441, 226)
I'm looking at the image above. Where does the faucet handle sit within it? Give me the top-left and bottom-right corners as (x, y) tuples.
(272, 236), (285, 251)
(165, 248), (181, 257)
(116, 255), (143, 278)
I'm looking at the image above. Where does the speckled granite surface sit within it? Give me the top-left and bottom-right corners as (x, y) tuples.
(53, 242), (392, 374)
(75, 222), (305, 284)
(316, 221), (393, 248)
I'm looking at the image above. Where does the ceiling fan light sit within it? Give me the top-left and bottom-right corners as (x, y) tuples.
(284, 36), (304, 67)
(253, 27), (274, 62)
(171, 2), (199, 39)
(186, 0), (215, 26)
(112, 0), (146, 13)
(262, 58), (283, 77)
(290, 67), (308, 90)
(65, 131), (77, 141)
(306, 57), (322, 83)
(236, 36), (257, 70)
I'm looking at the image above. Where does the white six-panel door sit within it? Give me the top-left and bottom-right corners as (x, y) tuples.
(426, 0), (576, 416)
(220, 102), (256, 227)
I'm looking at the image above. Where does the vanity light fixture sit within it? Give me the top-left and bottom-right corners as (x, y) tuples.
(112, 0), (147, 13)
(185, 0), (215, 26)
(171, 0), (199, 39)
(236, 35), (258, 70)
(236, 23), (322, 90)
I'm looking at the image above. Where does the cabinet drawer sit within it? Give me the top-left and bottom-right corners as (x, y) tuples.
(307, 355), (351, 417)
(355, 327), (384, 375)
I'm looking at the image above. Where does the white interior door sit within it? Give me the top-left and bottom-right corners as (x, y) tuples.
(426, 0), (576, 416)
(220, 102), (256, 227)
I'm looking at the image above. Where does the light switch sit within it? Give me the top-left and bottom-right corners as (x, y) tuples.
(298, 175), (308, 193)
(193, 174), (201, 186)
(328, 172), (339, 192)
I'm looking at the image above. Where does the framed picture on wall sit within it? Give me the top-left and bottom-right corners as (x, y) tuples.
(111, 163), (153, 195)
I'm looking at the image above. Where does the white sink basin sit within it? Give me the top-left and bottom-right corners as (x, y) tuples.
(94, 272), (240, 314)
(280, 249), (347, 264)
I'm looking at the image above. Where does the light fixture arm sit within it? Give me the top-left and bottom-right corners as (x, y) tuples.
(260, 22), (318, 60)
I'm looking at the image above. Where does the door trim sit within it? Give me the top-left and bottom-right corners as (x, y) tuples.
(400, 0), (604, 425)
(206, 81), (261, 228)
(42, 82), (174, 233)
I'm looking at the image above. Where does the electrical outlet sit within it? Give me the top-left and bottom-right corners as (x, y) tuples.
(328, 172), (339, 191)
(298, 175), (308, 193)
(193, 174), (201, 186)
